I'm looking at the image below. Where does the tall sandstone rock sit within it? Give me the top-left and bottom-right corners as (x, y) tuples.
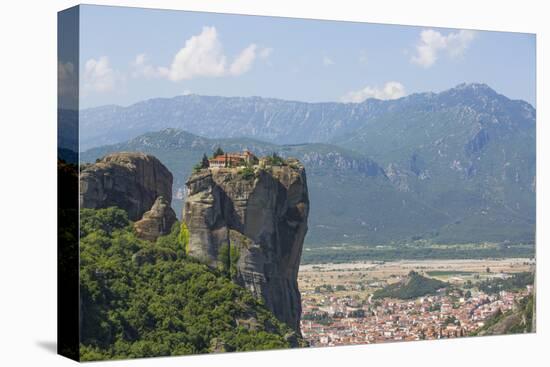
(134, 196), (178, 242)
(183, 161), (309, 333)
(80, 152), (173, 221)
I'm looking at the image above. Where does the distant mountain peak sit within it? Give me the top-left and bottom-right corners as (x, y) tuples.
(443, 83), (500, 99)
(454, 82), (493, 91)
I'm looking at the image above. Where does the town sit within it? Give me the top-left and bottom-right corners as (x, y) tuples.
(301, 286), (533, 346)
(298, 259), (534, 346)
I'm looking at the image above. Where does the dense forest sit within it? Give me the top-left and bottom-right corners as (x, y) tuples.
(79, 207), (301, 361)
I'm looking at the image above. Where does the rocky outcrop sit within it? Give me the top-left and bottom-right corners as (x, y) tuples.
(183, 160), (309, 333)
(465, 128), (490, 156)
(134, 196), (177, 241)
(385, 163), (410, 192)
(80, 152), (173, 221)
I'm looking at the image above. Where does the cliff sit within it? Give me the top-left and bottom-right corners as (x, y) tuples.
(183, 160), (309, 333)
(80, 152), (173, 221)
(134, 196), (178, 241)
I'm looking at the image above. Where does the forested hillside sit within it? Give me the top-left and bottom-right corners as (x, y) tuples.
(79, 207), (301, 361)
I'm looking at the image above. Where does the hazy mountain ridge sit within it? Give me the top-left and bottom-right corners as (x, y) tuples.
(80, 96), (384, 149)
(331, 84), (535, 243)
(82, 130), (449, 245)
(81, 83), (535, 245)
(80, 83), (534, 150)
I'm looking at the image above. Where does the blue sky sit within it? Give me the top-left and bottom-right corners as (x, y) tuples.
(78, 4), (536, 109)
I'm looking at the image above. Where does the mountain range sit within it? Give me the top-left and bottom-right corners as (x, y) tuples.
(80, 83), (536, 246)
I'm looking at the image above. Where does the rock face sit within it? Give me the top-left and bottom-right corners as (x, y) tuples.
(183, 161), (309, 333)
(80, 152), (173, 221)
(134, 196), (178, 241)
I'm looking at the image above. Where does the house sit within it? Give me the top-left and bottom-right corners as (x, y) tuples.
(209, 150), (258, 168)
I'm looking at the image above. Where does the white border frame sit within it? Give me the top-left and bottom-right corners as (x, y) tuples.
(0, 1), (546, 366)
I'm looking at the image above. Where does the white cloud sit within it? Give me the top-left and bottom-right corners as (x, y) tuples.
(411, 29), (476, 68)
(341, 81), (406, 103)
(83, 56), (118, 92)
(230, 44), (257, 76)
(94, 27), (270, 88)
(445, 30), (477, 57)
(131, 54), (160, 79)
(155, 26), (270, 81)
(323, 56), (335, 66)
(158, 26), (227, 81)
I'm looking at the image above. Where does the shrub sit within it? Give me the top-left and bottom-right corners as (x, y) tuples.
(239, 166), (255, 180)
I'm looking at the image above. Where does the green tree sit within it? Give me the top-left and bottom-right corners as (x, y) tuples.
(80, 207), (129, 237)
(193, 163), (203, 173)
(214, 147), (224, 157)
(239, 166), (255, 180)
(217, 243), (230, 275)
(266, 152), (285, 166)
(178, 222), (190, 254)
(201, 153), (210, 168)
(229, 245), (240, 279)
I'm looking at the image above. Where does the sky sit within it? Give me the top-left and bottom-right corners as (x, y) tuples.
(75, 4), (536, 109)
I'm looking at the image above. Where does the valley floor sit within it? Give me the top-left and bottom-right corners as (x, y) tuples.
(298, 258), (535, 346)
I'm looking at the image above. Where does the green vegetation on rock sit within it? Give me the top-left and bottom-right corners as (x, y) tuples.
(265, 152), (285, 166)
(239, 166), (255, 180)
(217, 243), (241, 280)
(177, 222), (190, 255)
(79, 207), (299, 361)
(372, 271), (448, 300)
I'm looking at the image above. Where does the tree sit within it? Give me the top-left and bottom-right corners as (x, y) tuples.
(201, 154), (210, 168)
(178, 222), (190, 254)
(214, 147), (224, 157)
(80, 207), (129, 237)
(239, 166), (255, 180)
(268, 152), (284, 166)
(486, 267), (491, 273)
(217, 243), (230, 274)
(193, 163), (203, 173)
